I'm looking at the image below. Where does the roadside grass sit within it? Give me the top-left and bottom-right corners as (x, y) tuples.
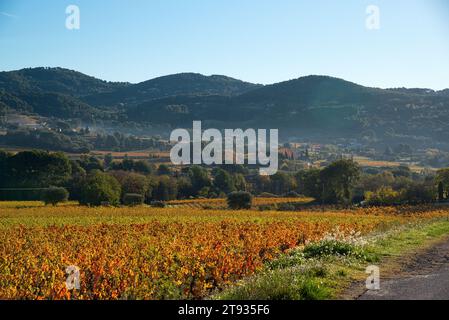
(212, 218), (449, 300)
(371, 219), (449, 258)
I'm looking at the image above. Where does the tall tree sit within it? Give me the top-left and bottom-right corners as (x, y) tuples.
(188, 166), (211, 196)
(296, 168), (322, 199)
(6, 151), (71, 188)
(213, 169), (235, 194)
(436, 168), (449, 199)
(320, 159), (360, 204)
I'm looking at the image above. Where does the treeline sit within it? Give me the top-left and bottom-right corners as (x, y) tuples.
(0, 150), (251, 205)
(2, 149), (449, 207)
(0, 130), (91, 153)
(93, 132), (167, 151)
(296, 162), (445, 206)
(0, 129), (168, 153)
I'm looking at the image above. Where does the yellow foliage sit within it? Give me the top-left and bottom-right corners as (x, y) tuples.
(0, 203), (448, 299)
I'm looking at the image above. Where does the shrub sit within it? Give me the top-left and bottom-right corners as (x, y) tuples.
(303, 240), (356, 258)
(403, 183), (435, 205)
(258, 204), (277, 211)
(227, 191), (253, 210)
(365, 184), (436, 206)
(198, 187), (211, 198)
(303, 240), (374, 261)
(208, 192), (218, 199)
(151, 200), (166, 208)
(266, 249), (305, 270)
(364, 186), (402, 206)
(277, 203), (296, 211)
(285, 191), (301, 198)
(79, 170), (121, 206)
(42, 187), (69, 206)
(123, 193), (144, 206)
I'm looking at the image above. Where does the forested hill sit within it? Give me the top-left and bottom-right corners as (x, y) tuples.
(126, 75), (449, 143)
(0, 67), (128, 119)
(0, 67), (130, 96)
(0, 68), (261, 119)
(1, 67), (449, 145)
(82, 73), (263, 107)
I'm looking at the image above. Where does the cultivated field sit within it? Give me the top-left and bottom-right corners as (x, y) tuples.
(166, 197), (313, 209)
(1, 201), (448, 300)
(353, 156), (433, 173)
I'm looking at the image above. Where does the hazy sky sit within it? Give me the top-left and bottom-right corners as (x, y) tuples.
(1, 0), (448, 89)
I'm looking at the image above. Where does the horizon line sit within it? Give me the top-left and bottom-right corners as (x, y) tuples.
(1, 66), (448, 92)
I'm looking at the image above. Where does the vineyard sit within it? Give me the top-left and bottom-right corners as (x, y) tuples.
(1, 201), (449, 300)
(166, 197), (313, 209)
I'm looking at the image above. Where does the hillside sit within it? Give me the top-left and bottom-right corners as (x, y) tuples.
(82, 73), (262, 107)
(0, 68), (261, 119)
(0, 67), (128, 120)
(1, 68), (449, 147)
(0, 67), (129, 97)
(127, 76), (449, 143)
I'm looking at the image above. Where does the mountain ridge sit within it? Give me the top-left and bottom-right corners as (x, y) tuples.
(1, 67), (449, 147)
(82, 72), (262, 107)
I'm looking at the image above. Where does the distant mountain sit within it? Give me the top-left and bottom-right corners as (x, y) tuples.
(236, 75), (379, 105)
(83, 73), (262, 107)
(1, 67), (449, 147)
(126, 76), (376, 133)
(127, 75), (449, 143)
(0, 68), (261, 119)
(0, 67), (129, 119)
(0, 67), (129, 97)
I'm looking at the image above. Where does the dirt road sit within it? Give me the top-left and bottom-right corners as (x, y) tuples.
(358, 237), (449, 300)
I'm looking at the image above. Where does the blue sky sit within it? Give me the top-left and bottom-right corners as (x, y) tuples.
(0, 0), (448, 89)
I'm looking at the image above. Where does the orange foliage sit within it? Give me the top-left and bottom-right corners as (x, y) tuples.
(0, 205), (448, 299)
